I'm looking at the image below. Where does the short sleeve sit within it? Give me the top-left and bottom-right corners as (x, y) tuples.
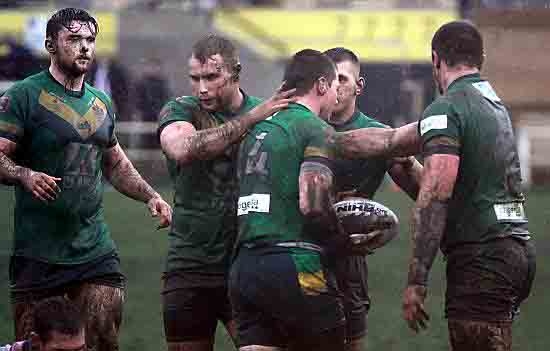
(419, 98), (461, 147)
(0, 83), (28, 143)
(157, 97), (196, 139)
(296, 115), (336, 164)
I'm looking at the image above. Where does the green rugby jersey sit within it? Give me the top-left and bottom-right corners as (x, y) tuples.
(236, 103), (335, 246)
(419, 73), (529, 253)
(158, 92), (262, 278)
(0, 70), (118, 264)
(331, 110), (389, 198)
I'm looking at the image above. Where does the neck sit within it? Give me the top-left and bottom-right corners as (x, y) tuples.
(442, 67), (479, 94)
(49, 61), (85, 91)
(296, 94), (321, 116)
(330, 101), (356, 125)
(227, 86), (244, 113)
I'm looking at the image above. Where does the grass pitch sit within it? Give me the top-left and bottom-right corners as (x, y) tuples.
(0, 184), (548, 350)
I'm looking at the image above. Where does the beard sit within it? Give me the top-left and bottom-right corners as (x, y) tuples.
(57, 54), (92, 79)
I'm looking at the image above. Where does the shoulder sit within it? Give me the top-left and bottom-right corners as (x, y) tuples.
(246, 94), (263, 107)
(86, 84), (114, 108)
(158, 96), (199, 130)
(3, 72), (43, 97)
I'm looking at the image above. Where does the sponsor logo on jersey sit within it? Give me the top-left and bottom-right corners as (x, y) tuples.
(494, 202), (527, 222)
(237, 193), (270, 216)
(420, 114), (447, 135)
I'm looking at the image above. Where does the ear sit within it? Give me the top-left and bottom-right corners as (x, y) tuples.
(45, 37), (56, 54)
(356, 76), (365, 96)
(432, 50), (441, 69)
(317, 77), (328, 95)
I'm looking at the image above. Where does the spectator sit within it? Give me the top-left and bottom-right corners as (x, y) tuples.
(134, 57), (172, 121)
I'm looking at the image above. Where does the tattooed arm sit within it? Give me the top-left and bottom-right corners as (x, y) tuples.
(160, 88), (295, 166)
(402, 136), (460, 332)
(0, 138), (61, 201)
(329, 122), (421, 159)
(388, 156), (423, 201)
(102, 144), (172, 228)
(298, 160), (348, 249)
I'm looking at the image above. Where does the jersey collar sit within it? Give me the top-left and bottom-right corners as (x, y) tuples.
(45, 69), (86, 98)
(447, 73), (483, 94)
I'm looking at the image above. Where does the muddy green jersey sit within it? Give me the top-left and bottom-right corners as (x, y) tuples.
(419, 73), (529, 253)
(331, 110), (389, 198)
(0, 70), (118, 264)
(236, 103), (335, 246)
(158, 92), (262, 280)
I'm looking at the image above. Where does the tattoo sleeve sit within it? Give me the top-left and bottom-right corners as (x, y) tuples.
(328, 122), (421, 159)
(162, 108), (265, 166)
(407, 138), (459, 286)
(0, 141), (28, 185)
(102, 144), (159, 203)
(299, 160), (347, 248)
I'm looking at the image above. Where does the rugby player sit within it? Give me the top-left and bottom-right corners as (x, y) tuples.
(323, 47), (422, 351)
(0, 8), (172, 350)
(158, 35), (294, 351)
(329, 21), (536, 350)
(230, 49), (348, 351)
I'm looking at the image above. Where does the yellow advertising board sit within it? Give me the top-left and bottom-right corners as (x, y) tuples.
(214, 9), (458, 62)
(0, 10), (118, 57)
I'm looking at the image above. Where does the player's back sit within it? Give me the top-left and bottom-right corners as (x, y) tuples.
(420, 74), (528, 251)
(236, 103), (331, 247)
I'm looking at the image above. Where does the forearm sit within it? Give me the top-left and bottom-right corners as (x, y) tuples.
(169, 113), (260, 165)
(0, 151), (30, 185)
(407, 199), (448, 286)
(389, 157), (423, 201)
(103, 152), (159, 203)
(329, 122), (420, 159)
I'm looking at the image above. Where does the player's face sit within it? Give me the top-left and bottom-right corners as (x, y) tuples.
(40, 330), (85, 351)
(319, 75), (339, 121)
(53, 20), (96, 78)
(332, 60), (359, 115)
(188, 54), (235, 112)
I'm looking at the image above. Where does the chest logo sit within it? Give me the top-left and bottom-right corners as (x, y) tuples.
(39, 90), (110, 140)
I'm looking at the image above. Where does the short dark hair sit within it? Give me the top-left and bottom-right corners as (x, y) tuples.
(324, 47), (360, 65)
(431, 20), (483, 69)
(46, 8), (99, 41)
(33, 296), (84, 343)
(282, 49), (337, 96)
(192, 35), (241, 79)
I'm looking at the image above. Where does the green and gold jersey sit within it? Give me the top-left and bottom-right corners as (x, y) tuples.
(236, 103), (335, 246)
(330, 110), (389, 198)
(419, 73), (529, 253)
(158, 92), (262, 279)
(0, 70), (118, 264)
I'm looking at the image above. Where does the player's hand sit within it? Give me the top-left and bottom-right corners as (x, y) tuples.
(402, 284), (429, 333)
(251, 84), (296, 120)
(18, 168), (61, 203)
(147, 195), (172, 229)
(336, 189), (358, 202)
(347, 230), (385, 255)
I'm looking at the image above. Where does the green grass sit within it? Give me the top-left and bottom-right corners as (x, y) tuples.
(0, 184), (548, 350)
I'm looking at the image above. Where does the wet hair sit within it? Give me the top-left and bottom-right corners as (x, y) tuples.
(324, 47), (360, 66)
(282, 49), (337, 96)
(46, 8), (99, 41)
(192, 35), (241, 80)
(33, 296), (84, 343)
(431, 20), (484, 69)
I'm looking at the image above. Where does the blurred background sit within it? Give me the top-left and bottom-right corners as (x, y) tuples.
(0, 1), (549, 350)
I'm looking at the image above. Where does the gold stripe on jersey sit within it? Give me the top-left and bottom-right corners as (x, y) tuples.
(304, 146), (332, 159)
(0, 120), (23, 137)
(38, 90), (108, 140)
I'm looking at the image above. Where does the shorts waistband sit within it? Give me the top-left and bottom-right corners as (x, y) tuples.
(241, 240), (323, 253)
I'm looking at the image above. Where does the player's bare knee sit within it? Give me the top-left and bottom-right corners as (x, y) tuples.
(13, 301), (36, 340)
(346, 337), (364, 351)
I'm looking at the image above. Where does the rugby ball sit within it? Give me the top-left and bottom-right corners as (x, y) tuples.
(333, 197), (399, 251)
